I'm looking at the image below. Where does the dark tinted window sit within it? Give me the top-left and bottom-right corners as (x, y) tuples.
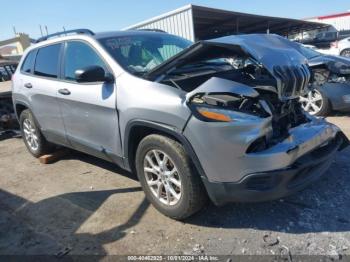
(34, 44), (61, 78)
(64, 41), (106, 81)
(21, 50), (36, 73)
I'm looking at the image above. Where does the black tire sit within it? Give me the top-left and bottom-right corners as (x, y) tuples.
(19, 109), (54, 157)
(315, 90), (331, 117)
(135, 134), (207, 219)
(340, 49), (350, 58)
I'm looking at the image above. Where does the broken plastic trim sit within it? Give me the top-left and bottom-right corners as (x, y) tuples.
(186, 77), (271, 121)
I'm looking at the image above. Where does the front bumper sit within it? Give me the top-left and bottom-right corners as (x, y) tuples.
(202, 133), (347, 205)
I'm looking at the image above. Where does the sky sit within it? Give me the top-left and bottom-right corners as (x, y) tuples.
(1, 0), (350, 40)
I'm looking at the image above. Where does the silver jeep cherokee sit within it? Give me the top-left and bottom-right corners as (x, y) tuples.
(12, 29), (349, 219)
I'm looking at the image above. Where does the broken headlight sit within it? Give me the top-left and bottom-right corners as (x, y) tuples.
(189, 93), (271, 122)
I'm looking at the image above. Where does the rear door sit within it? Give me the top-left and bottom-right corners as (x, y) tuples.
(20, 43), (68, 145)
(57, 40), (122, 162)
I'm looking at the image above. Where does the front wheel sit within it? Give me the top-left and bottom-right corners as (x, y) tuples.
(340, 49), (350, 57)
(135, 134), (207, 219)
(299, 89), (331, 116)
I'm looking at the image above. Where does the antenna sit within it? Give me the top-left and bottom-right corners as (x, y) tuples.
(13, 26), (17, 35)
(63, 26), (66, 35)
(45, 26), (48, 36)
(39, 25), (43, 37)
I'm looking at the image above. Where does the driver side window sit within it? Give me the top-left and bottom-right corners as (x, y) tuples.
(64, 41), (106, 81)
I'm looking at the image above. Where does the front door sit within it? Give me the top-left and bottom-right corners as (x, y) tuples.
(57, 40), (122, 163)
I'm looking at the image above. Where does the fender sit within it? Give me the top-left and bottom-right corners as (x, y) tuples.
(123, 119), (207, 179)
(13, 99), (31, 121)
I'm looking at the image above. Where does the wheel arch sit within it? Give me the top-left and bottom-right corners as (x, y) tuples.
(14, 101), (30, 120)
(340, 48), (350, 57)
(123, 120), (207, 179)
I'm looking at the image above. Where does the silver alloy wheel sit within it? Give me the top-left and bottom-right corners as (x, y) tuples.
(300, 89), (323, 115)
(341, 50), (350, 57)
(143, 149), (181, 206)
(23, 118), (39, 151)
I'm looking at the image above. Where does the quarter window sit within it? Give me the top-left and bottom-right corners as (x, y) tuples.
(21, 50), (36, 74)
(34, 44), (61, 78)
(64, 41), (106, 81)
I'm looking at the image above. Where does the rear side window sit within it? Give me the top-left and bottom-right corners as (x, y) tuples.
(63, 41), (106, 81)
(34, 44), (61, 78)
(21, 50), (36, 73)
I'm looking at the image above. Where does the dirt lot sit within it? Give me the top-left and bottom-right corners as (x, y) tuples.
(0, 115), (350, 258)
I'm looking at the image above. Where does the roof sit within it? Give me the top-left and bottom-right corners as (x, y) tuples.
(306, 11), (350, 21)
(190, 5), (328, 39)
(124, 4), (328, 40)
(93, 30), (168, 40)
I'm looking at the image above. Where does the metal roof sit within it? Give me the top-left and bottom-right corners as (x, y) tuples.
(191, 5), (328, 39)
(125, 4), (329, 41)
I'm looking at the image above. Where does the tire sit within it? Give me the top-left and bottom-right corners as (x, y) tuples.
(19, 109), (54, 157)
(300, 89), (331, 116)
(135, 134), (207, 219)
(340, 49), (350, 58)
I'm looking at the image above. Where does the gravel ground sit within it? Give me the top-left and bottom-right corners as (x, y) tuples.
(0, 116), (349, 258)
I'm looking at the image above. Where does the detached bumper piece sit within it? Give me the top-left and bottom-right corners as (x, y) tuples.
(203, 133), (347, 206)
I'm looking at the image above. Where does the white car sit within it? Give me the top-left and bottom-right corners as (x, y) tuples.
(317, 37), (350, 57)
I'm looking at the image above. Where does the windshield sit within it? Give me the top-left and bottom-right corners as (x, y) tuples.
(298, 45), (321, 59)
(99, 33), (192, 76)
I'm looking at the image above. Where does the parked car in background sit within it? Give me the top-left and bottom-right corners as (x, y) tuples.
(293, 44), (350, 116)
(300, 30), (350, 57)
(12, 30), (349, 219)
(318, 36), (350, 57)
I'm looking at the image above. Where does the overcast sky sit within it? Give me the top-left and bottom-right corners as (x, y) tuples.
(1, 0), (349, 40)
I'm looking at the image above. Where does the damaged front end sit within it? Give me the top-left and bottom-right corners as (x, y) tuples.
(147, 34), (319, 150)
(146, 34), (349, 188)
(185, 77), (310, 152)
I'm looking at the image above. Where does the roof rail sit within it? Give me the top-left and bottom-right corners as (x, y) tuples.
(35, 29), (94, 43)
(136, 28), (166, 33)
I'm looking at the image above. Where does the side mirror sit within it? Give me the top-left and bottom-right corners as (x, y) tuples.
(75, 66), (114, 83)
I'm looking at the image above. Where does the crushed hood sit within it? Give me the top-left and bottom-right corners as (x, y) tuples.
(146, 34), (311, 100)
(309, 55), (350, 75)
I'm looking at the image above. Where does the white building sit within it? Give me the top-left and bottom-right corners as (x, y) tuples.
(305, 11), (350, 32)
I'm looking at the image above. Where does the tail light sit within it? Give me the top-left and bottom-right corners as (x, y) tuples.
(331, 41), (338, 48)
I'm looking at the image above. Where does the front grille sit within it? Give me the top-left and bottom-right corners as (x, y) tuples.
(273, 64), (310, 97)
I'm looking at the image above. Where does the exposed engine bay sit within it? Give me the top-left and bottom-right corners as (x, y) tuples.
(157, 47), (310, 150)
(310, 64), (350, 87)
(143, 34), (316, 151)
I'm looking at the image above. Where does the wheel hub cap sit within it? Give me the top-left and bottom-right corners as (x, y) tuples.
(23, 118), (39, 151)
(300, 89), (323, 115)
(144, 149), (182, 206)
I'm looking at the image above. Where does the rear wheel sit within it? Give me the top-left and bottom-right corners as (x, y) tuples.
(300, 89), (331, 116)
(135, 134), (207, 219)
(340, 49), (350, 57)
(20, 109), (54, 157)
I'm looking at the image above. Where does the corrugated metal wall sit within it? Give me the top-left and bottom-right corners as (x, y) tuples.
(306, 15), (350, 31)
(319, 16), (350, 31)
(125, 6), (195, 41)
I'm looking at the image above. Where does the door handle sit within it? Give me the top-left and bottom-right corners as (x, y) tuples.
(58, 88), (71, 95)
(24, 83), (32, 88)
